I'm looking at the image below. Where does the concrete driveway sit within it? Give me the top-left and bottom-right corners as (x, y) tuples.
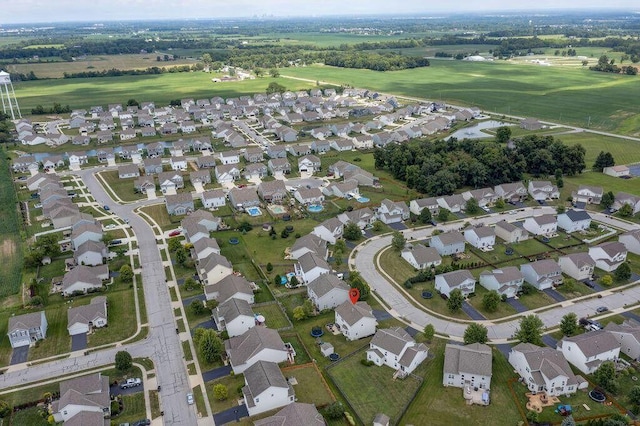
(9, 346), (29, 365)
(71, 333), (87, 351)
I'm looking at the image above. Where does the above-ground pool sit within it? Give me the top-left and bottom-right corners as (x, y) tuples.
(308, 204), (324, 213)
(329, 353), (340, 361)
(246, 206), (262, 216)
(356, 197), (370, 203)
(229, 238), (240, 245)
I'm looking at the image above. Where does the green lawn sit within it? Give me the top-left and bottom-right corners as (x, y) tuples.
(111, 392), (147, 425)
(9, 406), (49, 426)
(279, 332), (312, 365)
(556, 132), (640, 167)
(283, 364), (335, 408)
(255, 303), (291, 330)
(88, 283), (139, 347)
(206, 373), (246, 414)
(467, 285), (518, 320)
(98, 170), (145, 202)
(327, 347), (423, 425)
(139, 203), (183, 231)
(192, 384), (208, 419)
(562, 173), (640, 205)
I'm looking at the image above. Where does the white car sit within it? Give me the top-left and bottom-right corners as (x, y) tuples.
(187, 392), (194, 405)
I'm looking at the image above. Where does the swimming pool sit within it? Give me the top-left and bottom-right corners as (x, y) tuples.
(246, 206), (262, 216)
(307, 204), (324, 213)
(268, 204), (287, 214)
(356, 197), (370, 203)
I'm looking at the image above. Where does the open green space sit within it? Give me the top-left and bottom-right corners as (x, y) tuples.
(254, 303), (291, 330)
(555, 132), (640, 166)
(98, 170), (145, 202)
(328, 347), (423, 425)
(206, 373), (245, 414)
(111, 392), (147, 425)
(0, 154), (24, 298)
(283, 364), (335, 407)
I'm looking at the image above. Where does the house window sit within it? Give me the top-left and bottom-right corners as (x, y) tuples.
(255, 398), (259, 403)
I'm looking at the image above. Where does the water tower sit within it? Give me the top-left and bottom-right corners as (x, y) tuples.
(0, 70), (21, 120)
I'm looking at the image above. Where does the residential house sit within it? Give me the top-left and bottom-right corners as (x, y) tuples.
(268, 158), (291, 176)
(401, 244), (442, 270)
(258, 180), (288, 203)
(366, 327), (429, 375)
(523, 215), (557, 237)
(409, 197), (440, 216)
(508, 343), (585, 396)
(323, 179), (359, 199)
(205, 274), (254, 305)
(214, 298), (255, 338)
(588, 241), (628, 272)
(118, 164), (140, 179)
(288, 234), (328, 261)
(605, 319), (640, 361)
(557, 210), (592, 233)
(190, 169), (212, 186)
(435, 270), (476, 298)
(51, 373), (111, 424)
(437, 194), (466, 213)
(295, 252), (331, 285)
(494, 220), (529, 243)
(95, 147), (114, 163)
(145, 142), (165, 158)
(557, 330), (620, 374)
(12, 155), (38, 173)
(134, 176), (156, 193)
(67, 296), (108, 336)
(74, 240), (107, 267)
(337, 207), (376, 230)
(254, 403), (324, 426)
(71, 222), (103, 250)
(572, 185), (604, 205)
(613, 192), (640, 215)
(463, 226), (496, 251)
(312, 218), (344, 244)
(330, 138), (354, 152)
(377, 199), (409, 224)
(7, 311), (48, 348)
(42, 155), (65, 171)
(297, 155), (321, 174)
(604, 165), (630, 178)
(199, 253), (234, 287)
(520, 259), (563, 290)
(228, 187), (260, 210)
(225, 327), (290, 374)
(462, 187), (498, 207)
(170, 156), (188, 171)
(294, 187), (324, 205)
(160, 122), (178, 135)
(479, 267), (524, 298)
(242, 361), (295, 416)
(443, 343), (492, 390)
(494, 182), (528, 203)
(528, 180), (560, 201)
(558, 253), (595, 281)
(143, 157), (163, 175)
(61, 265), (108, 296)
(243, 163), (268, 180)
(307, 274), (350, 311)
(67, 151), (89, 169)
(311, 140), (331, 154)
(165, 193), (194, 215)
(196, 156), (217, 169)
(430, 231), (465, 256)
(192, 237), (221, 261)
(215, 164), (241, 183)
(219, 150), (241, 165)
(520, 118), (543, 130)
(158, 171), (184, 193)
(620, 229), (640, 255)
(267, 145), (287, 159)
(201, 189), (226, 209)
(244, 147), (264, 163)
(182, 209), (221, 233)
(120, 128), (136, 141)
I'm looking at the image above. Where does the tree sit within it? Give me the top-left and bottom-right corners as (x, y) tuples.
(629, 385), (640, 407)
(325, 402), (344, 419)
(0, 400), (10, 418)
(303, 299), (315, 317)
(495, 126), (512, 144)
(594, 361), (618, 393)
(601, 275), (614, 286)
(254, 67), (264, 77)
(266, 262), (273, 273)
(115, 351), (132, 372)
(266, 81), (287, 94)
(619, 203), (633, 218)
(423, 324), (435, 342)
(447, 288), (464, 312)
(494, 198), (505, 209)
(213, 384), (228, 400)
(269, 68), (280, 78)
(465, 197), (480, 215)
(556, 204), (566, 214)
(526, 410), (539, 424)
(482, 291), (501, 313)
(463, 323), (488, 344)
(167, 238), (182, 252)
(419, 207), (432, 224)
(292, 306), (307, 321)
(615, 263), (632, 282)
(391, 231), (406, 251)
(184, 277), (199, 291)
(350, 276), (370, 300)
(289, 276), (299, 287)
(601, 191), (615, 209)
(201, 53), (212, 71)
(437, 208), (450, 222)
(119, 264), (133, 283)
(560, 312), (578, 337)
(175, 247), (187, 265)
(343, 222), (362, 241)
(593, 151), (615, 171)
(198, 329), (224, 363)
(274, 274), (282, 286)
(190, 300), (205, 316)
(514, 315), (544, 345)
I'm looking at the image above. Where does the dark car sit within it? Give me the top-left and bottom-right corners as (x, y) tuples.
(168, 230), (182, 237)
(596, 306), (609, 313)
(103, 205), (110, 211)
(583, 280), (595, 289)
(132, 420), (151, 426)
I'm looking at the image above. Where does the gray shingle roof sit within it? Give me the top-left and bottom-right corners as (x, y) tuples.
(559, 329), (620, 357)
(217, 298), (254, 323)
(297, 252), (330, 274)
(225, 327), (286, 366)
(433, 231), (465, 246)
(404, 244), (441, 265)
(512, 343), (579, 385)
(444, 343), (492, 377)
(243, 360), (289, 399)
(253, 402), (324, 426)
(480, 267), (523, 284)
(308, 274), (349, 298)
(8, 311), (45, 332)
(67, 296), (107, 327)
(370, 327), (413, 356)
(335, 301), (375, 326)
(564, 209), (591, 222)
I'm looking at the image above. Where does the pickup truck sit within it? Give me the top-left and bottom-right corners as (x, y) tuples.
(120, 378), (142, 389)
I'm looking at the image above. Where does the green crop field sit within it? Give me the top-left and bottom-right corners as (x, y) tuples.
(280, 61), (640, 135)
(12, 74), (314, 112)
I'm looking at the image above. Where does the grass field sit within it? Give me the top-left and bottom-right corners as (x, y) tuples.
(112, 392), (147, 425)
(254, 303), (291, 330)
(554, 132), (640, 166)
(282, 364), (335, 407)
(327, 347), (423, 425)
(280, 62), (640, 135)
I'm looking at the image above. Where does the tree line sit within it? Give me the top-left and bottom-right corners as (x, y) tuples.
(373, 135), (585, 197)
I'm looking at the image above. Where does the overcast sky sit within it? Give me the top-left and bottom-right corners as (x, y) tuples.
(1, 0), (639, 25)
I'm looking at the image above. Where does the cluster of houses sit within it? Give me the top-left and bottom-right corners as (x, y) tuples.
(401, 210), (633, 299)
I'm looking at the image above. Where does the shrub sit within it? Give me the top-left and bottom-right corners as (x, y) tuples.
(111, 400), (121, 416)
(360, 359), (374, 366)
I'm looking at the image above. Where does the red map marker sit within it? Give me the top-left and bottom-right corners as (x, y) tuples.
(349, 288), (360, 305)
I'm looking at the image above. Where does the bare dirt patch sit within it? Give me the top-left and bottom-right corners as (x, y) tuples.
(1, 238), (16, 257)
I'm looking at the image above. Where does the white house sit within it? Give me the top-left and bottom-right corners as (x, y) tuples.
(201, 189), (226, 209)
(494, 220), (529, 244)
(198, 253), (234, 286)
(294, 187), (324, 205)
(508, 343), (586, 396)
(437, 194), (465, 213)
(74, 240), (107, 267)
(572, 185), (603, 205)
(297, 155), (321, 174)
(307, 274), (350, 311)
(588, 241), (628, 272)
(67, 296), (108, 336)
(528, 180), (560, 201)
(557, 330), (620, 374)
(334, 301), (377, 341)
(242, 361), (295, 416)
(612, 192), (640, 215)
(295, 252), (331, 285)
(7, 311), (48, 348)
(366, 327), (429, 375)
(558, 253), (595, 281)
(219, 150), (241, 165)
(430, 231), (465, 256)
(51, 373), (111, 424)
(377, 199), (410, 224)
(215, 164), (241, 183)
(312, 218), (344, 244)
(523, 215), (557, 237)
(443, 343), (492, 390)
(401, 244), (442, 270)
(192, 237), (221, 261)
(463, 226), (495, 251)
(204, 274), (254, 305)
(605, 319), (640, 361)
(225, 327), (291, 374)
(479, 267), (524, 299)
(557, 210), (591, 233)
(214, 298), (255, 338)
(435, 270), (476, 298)
(288, 233), (328, 260)
(620, 229), (640, 255)
(520, 259), (563, 290)
(462, 187), (498, 207)
(603, 165), (630, 178)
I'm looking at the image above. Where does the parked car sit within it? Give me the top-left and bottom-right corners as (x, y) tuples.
(132, 420), (151, 426)
(103, 205), (110, 211)
(109, 239), (123, 246)
(34, 203), (42, 209)
(120, 378), (142, 389)
(168, 230), (182, 237)
(187, 392), (194, 405)
(596, 306), (609, 313)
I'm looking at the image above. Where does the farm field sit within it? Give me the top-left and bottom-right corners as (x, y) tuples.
(553, 132), (640, 166)
(280, 61), (640, 135)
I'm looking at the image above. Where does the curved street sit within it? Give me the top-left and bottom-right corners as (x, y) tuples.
(351, 206), (640, 342)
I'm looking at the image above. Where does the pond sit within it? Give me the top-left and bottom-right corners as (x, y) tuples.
(446, 120), (513, 140)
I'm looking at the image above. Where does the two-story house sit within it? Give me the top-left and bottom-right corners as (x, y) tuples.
(435, 270), (476, 298)
(242, 360), (295, 416)
(558, 253), (596, 281)
(376, 199), (410, 224)
(589, 241), (628, 272)
(430, 231), (465, 256)
(523, 215), (557, 237)
(520, 259), (563, 290)
(557, 330), (620, 374)
(7, 311), (48, 348)
(295, 252), (331, 285)
(463, 226), (496, 251)
(225, 327), (291, 374)
(557, 210), (592, 233)
(401, 244), (442, 270)
(443, 343), (492, 390)
(366, 327), (429, 375)
(307, 274), (350, 311)
(479, 267), (524, 299)
(494, 220), (529, 244)
(334, 301), (377, 341)
(214, 298), (255, 338)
